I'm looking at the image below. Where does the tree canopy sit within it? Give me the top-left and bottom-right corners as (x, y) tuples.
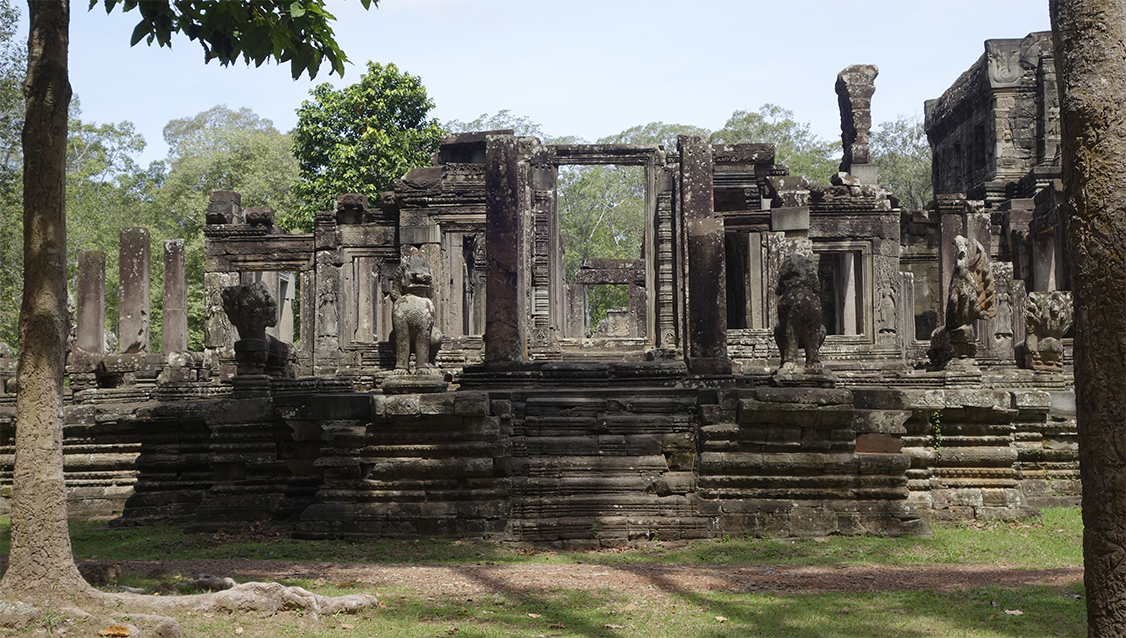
(158, 105), (300, 347)
(871, 114), (932, 209)
(710, 104), (840, 183)
(91, 0), (372, 79)
(447, 109), (546, 139)
(292, 61), (444, 226)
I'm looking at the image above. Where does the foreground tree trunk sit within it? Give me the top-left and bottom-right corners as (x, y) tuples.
(1051, 1), (1126, 634)
(0, 0), (91, 596)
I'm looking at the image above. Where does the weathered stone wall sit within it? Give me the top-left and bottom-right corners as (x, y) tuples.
(40, 375), (1068, 539)
(697, 387), (925, 537)
(925, 33), (1055, 206)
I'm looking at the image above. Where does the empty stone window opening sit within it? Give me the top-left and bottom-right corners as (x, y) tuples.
(813, 249), (866, 337)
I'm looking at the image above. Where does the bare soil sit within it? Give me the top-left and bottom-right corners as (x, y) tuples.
(80, 558), (1083, 597)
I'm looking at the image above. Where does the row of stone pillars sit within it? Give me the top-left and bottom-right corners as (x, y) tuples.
(74, 227), (188, 356)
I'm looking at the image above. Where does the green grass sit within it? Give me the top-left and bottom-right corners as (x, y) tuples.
(163, 584), (1087, 638)
(0, 509), (1087, 637)
(16, 507), (1080, 569)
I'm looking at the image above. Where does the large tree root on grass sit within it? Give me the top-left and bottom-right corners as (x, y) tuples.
(0, 581), (378, 637)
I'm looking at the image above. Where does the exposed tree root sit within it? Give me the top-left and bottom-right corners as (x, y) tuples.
(0, 579), (378, 637)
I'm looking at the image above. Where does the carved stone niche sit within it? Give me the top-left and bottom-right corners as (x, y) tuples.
(221, 281), (292, 378)
(1024, 290), (1072, 371)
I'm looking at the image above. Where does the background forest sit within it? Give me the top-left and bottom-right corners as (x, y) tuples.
(0, 1), (930, 350)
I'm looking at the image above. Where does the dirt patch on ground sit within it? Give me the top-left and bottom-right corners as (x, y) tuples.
(82, 558), (1084, 597)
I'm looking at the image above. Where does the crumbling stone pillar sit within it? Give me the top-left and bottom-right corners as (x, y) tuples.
(313, 209), (341, 376)
(936, 194), (967, 321)
(836, 64), (879, 185)
(679, 135), (730, 374)
(118, 227), (151, 353)
(484, 133), (526, 366)
(206, 190), (242, 225)
(75, 250), (105, 354)
(161, 239), (187, 353)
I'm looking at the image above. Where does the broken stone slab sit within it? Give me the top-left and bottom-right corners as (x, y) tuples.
(381, 375), (449, 395)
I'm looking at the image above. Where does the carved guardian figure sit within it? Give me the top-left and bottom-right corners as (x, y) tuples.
(1025, 290), (1073, 371)
(391, 247), (442, 374)
(774, 254), (827, 369)
(220, 281), (294, 378)
(929, 235), (996, 366)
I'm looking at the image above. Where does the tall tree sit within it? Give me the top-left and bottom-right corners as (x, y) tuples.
(0, 0), (25, 349)
(7, 0), (77, 595)
(1050, 1), (1126, 634)
(4, 0), (373, 599)
(446, 109), (546, 139)
(710, 104), (840, 183)
(600, 121), (711, 150)
(292, 61), (444, 223)
(159, 105), (299, 347)
(871, 114), (932, 210)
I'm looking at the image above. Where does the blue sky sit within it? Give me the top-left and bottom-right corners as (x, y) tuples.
(65, 0), (1050, 166)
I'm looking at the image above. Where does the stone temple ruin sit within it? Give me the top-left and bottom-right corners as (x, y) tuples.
(0, 33), (1077, 545)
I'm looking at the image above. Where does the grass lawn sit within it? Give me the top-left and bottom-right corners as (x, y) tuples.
(0, 508), (1087, 637)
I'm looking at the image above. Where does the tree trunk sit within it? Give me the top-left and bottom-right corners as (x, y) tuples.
(1051, 1), (1126, 634)
(0, 0), (90, 596)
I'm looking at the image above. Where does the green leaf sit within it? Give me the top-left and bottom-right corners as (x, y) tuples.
(129, 21), (149, 46)
(289, 1), (305, 18)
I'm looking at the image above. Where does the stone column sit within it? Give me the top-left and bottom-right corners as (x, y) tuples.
(277, 271), (295, 344)
(836, 64), (879, 185)
(936, 195), (966, 322)
(679, 135), (730, 374)
(119, 227), (151, 354)
(1032, 231), (1058, 291)
(161, 239), (187, 353)
(840, 253), (859, 335)
(965, 205), (993, 355)
(75, 250), (105, 353)
(484, 133), (526, 366)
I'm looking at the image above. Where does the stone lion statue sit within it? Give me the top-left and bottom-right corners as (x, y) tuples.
(928, 235), (996, 366)
(390, 247), (442, 374)
(774, 253), (827, 369)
